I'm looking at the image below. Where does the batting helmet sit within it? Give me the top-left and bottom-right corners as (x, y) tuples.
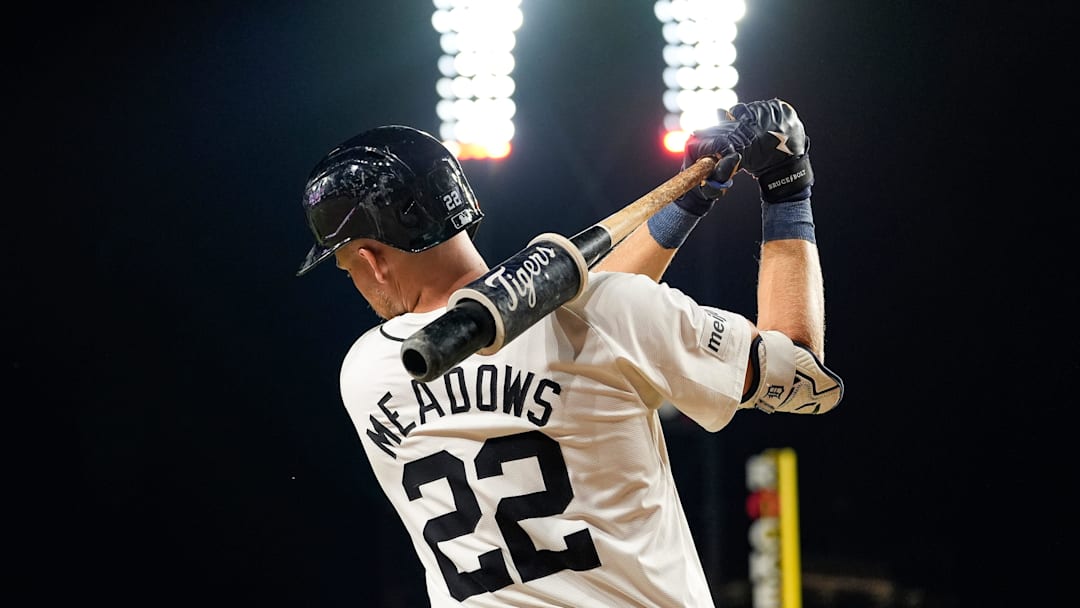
(296, 125), (484, 277)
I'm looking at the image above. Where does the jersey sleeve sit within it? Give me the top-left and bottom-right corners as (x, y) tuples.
(566, 271), (753, 431)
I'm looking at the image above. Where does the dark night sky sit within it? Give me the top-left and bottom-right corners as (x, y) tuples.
(11, 1), (1073, 606)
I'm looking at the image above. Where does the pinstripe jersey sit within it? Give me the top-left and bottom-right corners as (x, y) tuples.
(339, 270), (752, 607)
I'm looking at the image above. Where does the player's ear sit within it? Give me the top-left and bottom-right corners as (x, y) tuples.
(356, 245), (389, 284)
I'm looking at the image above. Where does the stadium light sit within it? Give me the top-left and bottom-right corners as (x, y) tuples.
(432, 0), (522, 160)
(654, 0), (746, 154)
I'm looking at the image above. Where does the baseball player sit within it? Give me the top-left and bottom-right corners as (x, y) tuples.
(296, 98), (843, 606)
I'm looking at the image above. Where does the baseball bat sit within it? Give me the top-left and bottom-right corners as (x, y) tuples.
(400, 155), (720, 382)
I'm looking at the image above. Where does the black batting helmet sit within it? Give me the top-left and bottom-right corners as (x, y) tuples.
(296, 125), (484, 277)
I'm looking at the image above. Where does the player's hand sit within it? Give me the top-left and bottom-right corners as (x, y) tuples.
(673, 140), (742, 217)
(727, 98), (814, 204)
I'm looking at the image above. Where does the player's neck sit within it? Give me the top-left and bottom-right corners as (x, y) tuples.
(408, 238), (489, 313)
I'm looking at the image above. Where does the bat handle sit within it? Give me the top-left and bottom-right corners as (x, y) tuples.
(595, 155), (719, 245)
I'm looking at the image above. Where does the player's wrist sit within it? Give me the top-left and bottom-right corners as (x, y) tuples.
(648, 202), (704, 249)
(674, 189), (715, 217)
(761, 197), (815, 243)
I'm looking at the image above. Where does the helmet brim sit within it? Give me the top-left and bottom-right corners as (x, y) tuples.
(296, 238), (350, 277)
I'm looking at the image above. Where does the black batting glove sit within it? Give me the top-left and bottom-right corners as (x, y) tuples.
(727, 98), (814, 204)
(674, 136), (742, 217)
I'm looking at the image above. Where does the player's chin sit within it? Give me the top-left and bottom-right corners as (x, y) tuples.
(372, 288), (405, 321)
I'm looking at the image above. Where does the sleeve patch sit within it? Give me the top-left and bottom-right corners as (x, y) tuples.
(698, 308), (737, 361)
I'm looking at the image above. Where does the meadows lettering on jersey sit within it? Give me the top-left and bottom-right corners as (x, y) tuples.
(365, 364), (562, 458)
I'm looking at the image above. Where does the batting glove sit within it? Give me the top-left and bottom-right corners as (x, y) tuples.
(674, 141), (742, 217)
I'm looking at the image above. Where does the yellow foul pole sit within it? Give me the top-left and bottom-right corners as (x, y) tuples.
(776, 448), (802, 608)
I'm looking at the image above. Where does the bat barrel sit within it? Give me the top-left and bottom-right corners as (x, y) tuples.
(400, 299), (495, 383)
(401, 233), (588, 382)
(569, 225), (614, 268)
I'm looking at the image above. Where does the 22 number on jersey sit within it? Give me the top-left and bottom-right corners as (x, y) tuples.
(402, 430), (601, 601)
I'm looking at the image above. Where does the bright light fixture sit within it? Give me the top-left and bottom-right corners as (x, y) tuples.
(433, 0), (522, 160)
(655, 0), (745, 154)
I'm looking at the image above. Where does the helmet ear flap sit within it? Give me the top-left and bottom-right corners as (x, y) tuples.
(427, 157), (456, 193)
(418, 150), (483, 242)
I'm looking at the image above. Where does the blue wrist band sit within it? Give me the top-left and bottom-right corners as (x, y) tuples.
(762, 198), (816, 243)
(647, 203), (703, 249)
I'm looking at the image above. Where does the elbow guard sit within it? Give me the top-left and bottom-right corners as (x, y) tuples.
(740, 330), (844, 414)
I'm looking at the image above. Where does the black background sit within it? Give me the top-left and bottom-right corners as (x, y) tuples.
(12, 1), (1072, 606)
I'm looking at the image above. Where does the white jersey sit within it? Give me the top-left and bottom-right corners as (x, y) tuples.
(339, 271), (752, 607)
